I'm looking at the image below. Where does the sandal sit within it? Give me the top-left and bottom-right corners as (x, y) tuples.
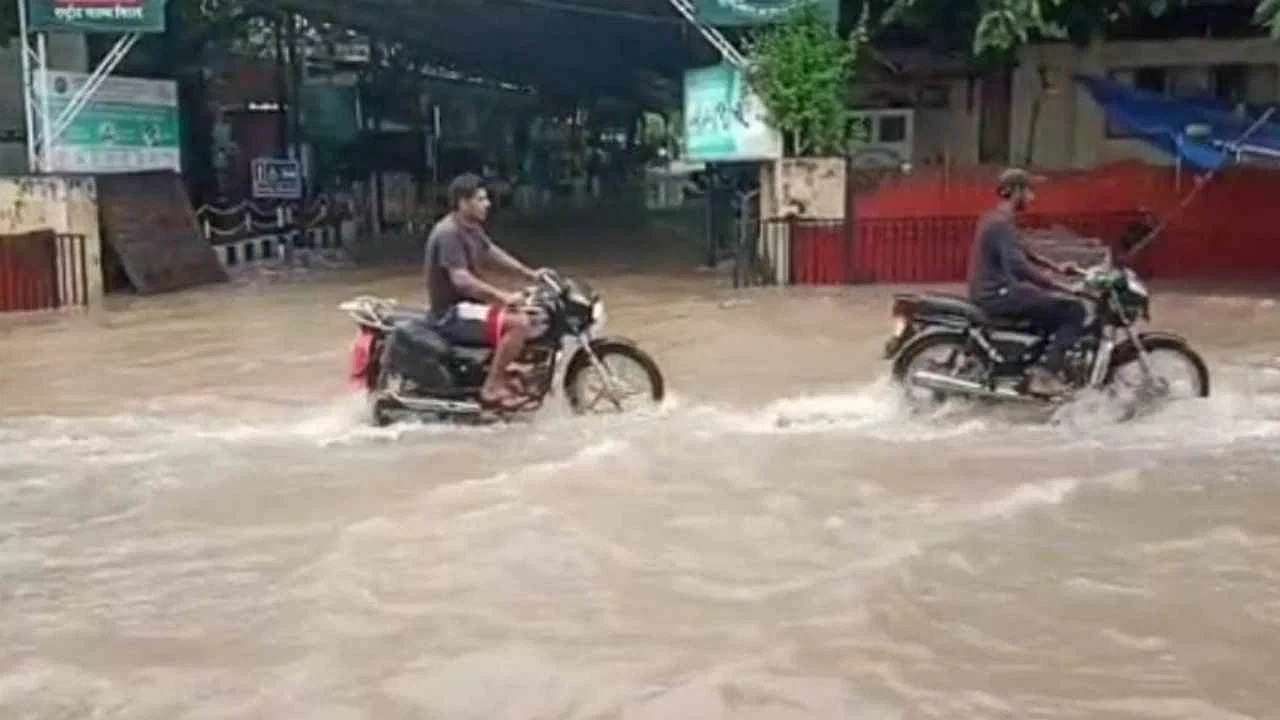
(478, 391), (529, 414)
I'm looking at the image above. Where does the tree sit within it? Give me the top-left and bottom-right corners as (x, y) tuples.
(868, 0), (1280, 56)
(746, 3), (869, 156)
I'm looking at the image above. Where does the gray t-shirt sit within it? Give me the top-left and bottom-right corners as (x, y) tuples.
(966, 209), (1038, 303)
(423, 215), (492, 317)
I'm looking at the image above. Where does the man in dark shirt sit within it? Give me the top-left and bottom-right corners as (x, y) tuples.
(967, 168), (1087, 396)
(425, 173), (543, 410)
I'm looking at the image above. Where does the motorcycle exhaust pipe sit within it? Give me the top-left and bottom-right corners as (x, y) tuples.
(909, 370), (1030, 401)
(386, 392), (483, 416)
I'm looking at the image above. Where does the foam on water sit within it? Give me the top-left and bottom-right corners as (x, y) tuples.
(668, 361), (1280, 452)
(3, 359), (1277, 486)
(0, 394), (475, 468)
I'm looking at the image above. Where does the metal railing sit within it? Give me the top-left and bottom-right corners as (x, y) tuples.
(0, 231), (88, 312)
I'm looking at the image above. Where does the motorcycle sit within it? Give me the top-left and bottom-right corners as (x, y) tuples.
(883, 261), (1210, 409)
(340, 270), (665, 426)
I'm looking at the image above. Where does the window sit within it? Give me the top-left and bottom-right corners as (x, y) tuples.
(1212, 64), (1249, 106)
(878, 115), (907, 143)
(1134, 67), (1168, 95)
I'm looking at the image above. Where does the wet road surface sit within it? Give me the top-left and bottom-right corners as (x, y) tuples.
(1, 267), (1279, 719)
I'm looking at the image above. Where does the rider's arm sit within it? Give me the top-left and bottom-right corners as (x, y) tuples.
(447, 267), (513, 306)
(483, 243), (538, 281)
(1023, 243), (1072, 274)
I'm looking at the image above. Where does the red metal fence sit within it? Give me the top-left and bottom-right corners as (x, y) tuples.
(1, 230), (89, 312)
(787, 161), (1280, 285)
(788, 212), (1144, 285)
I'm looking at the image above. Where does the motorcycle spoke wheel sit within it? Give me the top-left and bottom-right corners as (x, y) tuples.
(567, 350), (661, 414)
(902, 339), (978, 408)
(1110, 348), (1206, 403)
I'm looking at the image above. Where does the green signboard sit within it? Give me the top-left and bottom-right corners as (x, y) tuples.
(683, 64), (782, 163)
(693, 0), (837, 26)
(38, 71), (181, 174)
(28, 0), (167, 33)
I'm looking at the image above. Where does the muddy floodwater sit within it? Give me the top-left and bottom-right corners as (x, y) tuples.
(1, 266), (1279, 719)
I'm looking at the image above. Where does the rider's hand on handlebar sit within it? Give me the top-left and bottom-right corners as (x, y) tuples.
(501, 291), (524, 308)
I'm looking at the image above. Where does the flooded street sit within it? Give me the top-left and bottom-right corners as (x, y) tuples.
(2, 267), (1279, 719)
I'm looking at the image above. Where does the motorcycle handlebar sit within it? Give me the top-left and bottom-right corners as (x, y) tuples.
(537, 269), (562, 289)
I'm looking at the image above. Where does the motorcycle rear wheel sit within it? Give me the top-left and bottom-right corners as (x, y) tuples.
(892, 332), (988, 409)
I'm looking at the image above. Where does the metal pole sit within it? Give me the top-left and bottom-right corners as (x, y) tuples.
(47, 34), (138, 148)
(665, 0), (746, 66)
(432, 104), (441, 187)
(16, 0), (36, 172)
(1125, 106), (1277, 263)
(36, 32), (49, 172)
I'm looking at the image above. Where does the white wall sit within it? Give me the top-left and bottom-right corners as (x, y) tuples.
(0, 33), (90, 174)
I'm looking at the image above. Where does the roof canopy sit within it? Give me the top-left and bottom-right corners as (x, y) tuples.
(257, 0), (708, 99)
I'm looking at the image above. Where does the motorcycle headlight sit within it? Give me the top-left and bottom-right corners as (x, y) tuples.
(591, 299), (606, 326)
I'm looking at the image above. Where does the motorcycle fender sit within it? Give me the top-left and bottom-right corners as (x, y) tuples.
(1107, 331), (1191, 368)
(564, 335), (645, 370)
(882, 323), (917, 359)
(348, 328), (381, 393)
(890, 327), (967, 379)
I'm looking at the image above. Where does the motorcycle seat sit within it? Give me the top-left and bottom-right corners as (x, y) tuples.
(385, 308), (429, 325)
(916, 293), (1036, 331)
(389, 315), (494, 356)
(389, 318), (451, 356)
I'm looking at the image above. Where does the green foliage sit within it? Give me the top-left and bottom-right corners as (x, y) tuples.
(871, 0), (1280, 57)
(640, 110), (681, 158)
(745, 3), (868, 157)
(1255, 0), (1280, 39)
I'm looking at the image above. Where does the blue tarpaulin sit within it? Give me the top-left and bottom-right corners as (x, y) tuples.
(1074, 74), (1280, 172)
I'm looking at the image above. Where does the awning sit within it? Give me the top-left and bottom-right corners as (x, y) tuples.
(1075, 73), (1280, 172)
(254, 0), (700, 97)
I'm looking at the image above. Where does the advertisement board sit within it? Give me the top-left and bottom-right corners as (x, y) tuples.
(683, 63), (782, 163)
(37, 71), (181, 174)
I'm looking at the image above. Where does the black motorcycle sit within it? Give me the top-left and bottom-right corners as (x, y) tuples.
(883, 261), (1210, 408)
(341, 270), (665, 425)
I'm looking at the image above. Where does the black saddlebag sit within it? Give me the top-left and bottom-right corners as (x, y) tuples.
(383, 318), (454, 389)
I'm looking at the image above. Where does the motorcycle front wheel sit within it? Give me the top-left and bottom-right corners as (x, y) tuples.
(563, 340), (666, 414)
(1104, 337), (1210, 401)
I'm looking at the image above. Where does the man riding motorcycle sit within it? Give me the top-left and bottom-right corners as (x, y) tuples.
(424, 173), (547, 412)
(967, 168), (1088, 396)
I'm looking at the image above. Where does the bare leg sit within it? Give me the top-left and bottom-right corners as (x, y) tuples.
(481, 310), (529, 402)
